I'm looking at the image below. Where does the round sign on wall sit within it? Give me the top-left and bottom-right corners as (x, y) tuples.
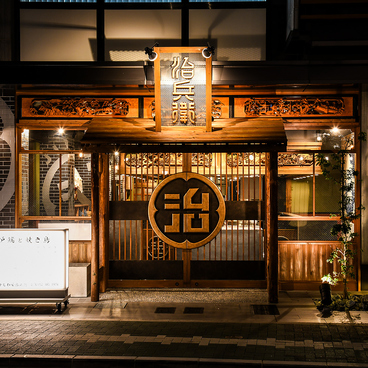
(148, 172), (226, 249)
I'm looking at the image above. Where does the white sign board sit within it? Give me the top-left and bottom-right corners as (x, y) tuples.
(0, 229), (68, 291)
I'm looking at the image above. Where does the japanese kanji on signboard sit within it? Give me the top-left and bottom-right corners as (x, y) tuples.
(148, 172), (226, 250)
(154, 47), (212, 132)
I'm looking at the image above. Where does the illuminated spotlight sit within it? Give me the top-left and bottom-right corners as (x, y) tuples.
(316, 133), (322, 142)
(325, 156), (329, 161)
(331, 127), (340, 134)
(58, 128), (65, 135)
(202, 43), (215, 59)
(299, 155), (304, 161)
(114, 151), (119, 156)
(79, 152), (83, 158)
(144, 42), (159, 61)
(249, 154), (254, 161)
(115, 165), (119, 171)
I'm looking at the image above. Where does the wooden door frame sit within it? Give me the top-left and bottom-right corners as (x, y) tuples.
(91, 148), (279, 303)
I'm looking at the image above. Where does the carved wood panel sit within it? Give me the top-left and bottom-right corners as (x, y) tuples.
(226, 153), (313, 167)
(22, 98), (139, 118)
(124, 153), (213, 168)
(234, 97), (353, 117)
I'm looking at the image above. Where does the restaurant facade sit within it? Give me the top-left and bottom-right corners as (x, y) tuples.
(1, 0), (368, 302)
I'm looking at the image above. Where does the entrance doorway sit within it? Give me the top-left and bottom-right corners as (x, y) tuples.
(108, 151), (266, 288)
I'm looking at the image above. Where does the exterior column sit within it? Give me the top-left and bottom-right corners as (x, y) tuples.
(182, 152), (192, 285)
(99, 153), (109, 293)
(361, 85), (368, 290)
(266, 151), (279, 303)
(91, 152), (99, 302)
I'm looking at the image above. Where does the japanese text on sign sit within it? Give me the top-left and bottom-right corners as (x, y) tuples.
(171, 56), (196, 125)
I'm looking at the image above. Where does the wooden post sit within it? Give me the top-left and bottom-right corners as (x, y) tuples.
(183, 152), (191, 172)
(182, 152), (192, 285)
(91, 152), (100, 302)
(266, 151), (279, 303)
(183, 249), (191, 286)
(15, 127), (22, 228)
(99, 153), (109, 293)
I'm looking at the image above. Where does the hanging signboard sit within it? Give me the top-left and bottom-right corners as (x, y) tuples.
(154, 47), (212, 132)
(0, 229), (69, 299)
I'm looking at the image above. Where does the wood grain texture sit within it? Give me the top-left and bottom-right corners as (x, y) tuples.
(278, 241), (358, 286)
(81, 117), (287, 145)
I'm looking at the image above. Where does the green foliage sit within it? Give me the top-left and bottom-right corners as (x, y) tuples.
(316, 132), (366, 299)
(314, 293), (368, 312)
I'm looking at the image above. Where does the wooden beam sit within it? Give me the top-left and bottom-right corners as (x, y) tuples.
(81, 118), (287, 145)
(18, 119), (90, 129)
(154, 51), (161, 132)
(109, 200), (265, 220)
(206, 55), (212, 132)
(91, 153), (99, 302)
(266, 151), (279, 303)
(99, 153), (109, 293)
(15, 127), (22, 228)
(83, 143), (285, 154)
(284, 118), (358, 130)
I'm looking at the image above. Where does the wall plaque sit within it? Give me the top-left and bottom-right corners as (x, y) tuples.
(148, 172), (225, 249)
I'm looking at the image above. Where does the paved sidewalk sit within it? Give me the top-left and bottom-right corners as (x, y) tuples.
(0, 290), (368, 367)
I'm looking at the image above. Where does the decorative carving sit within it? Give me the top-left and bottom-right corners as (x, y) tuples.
(242, 98), (346, 117)
(125, 153), (175, 169)
(227, 153), (266, 167)
(192, 153), (212, 167)
(23, 98), (133, 117)
(211, 99), (224, 119)
(125, 153), (212, 168)
(278, 153), (313, 166)
(226, 153), (313, 167)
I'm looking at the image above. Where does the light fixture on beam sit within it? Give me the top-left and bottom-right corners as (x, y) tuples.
(145, 42), (159, 61)
(202, 43), (214, 59)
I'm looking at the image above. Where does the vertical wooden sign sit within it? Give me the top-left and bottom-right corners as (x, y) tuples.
(154, 47), (212, 132)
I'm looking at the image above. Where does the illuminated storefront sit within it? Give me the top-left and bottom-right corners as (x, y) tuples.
(1, 0), (367, 303)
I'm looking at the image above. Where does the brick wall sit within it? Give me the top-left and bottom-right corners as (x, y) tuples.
(0, 86), (15, 228)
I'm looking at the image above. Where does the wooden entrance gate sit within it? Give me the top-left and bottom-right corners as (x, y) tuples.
(108, 151), (267, 288)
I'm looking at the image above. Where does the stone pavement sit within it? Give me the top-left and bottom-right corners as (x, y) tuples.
(0, 289), (368, 367)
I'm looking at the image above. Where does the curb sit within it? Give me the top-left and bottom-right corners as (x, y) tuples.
(2, 355), (368, 368)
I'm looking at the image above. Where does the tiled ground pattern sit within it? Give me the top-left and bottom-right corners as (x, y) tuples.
(0, 320), (368, 363)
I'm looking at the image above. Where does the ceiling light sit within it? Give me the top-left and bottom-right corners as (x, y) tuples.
(331, 127), (340, 135)
(145, 42), (159, 61)
(58, 128), (64, 135)
(202, 43), (215, 59)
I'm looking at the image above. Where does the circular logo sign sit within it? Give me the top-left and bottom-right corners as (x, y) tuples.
(148, 172), (226, 249)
